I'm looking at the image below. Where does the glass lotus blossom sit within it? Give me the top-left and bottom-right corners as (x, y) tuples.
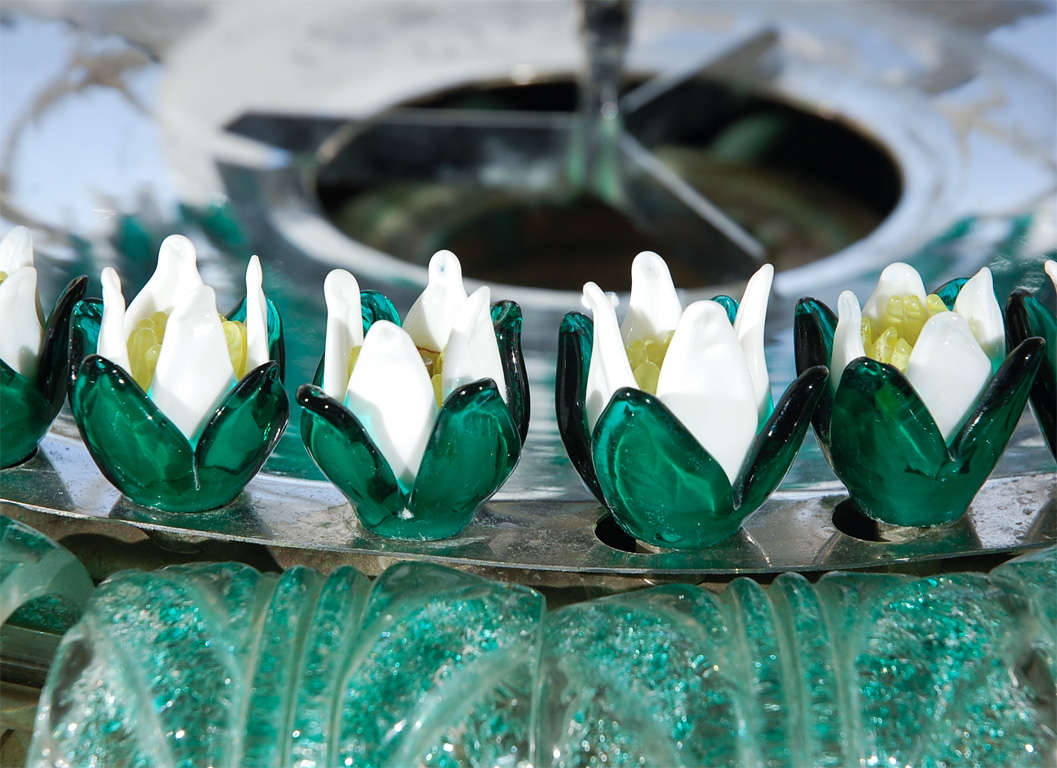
(557, 252), (827, 550)
(795, 262), (1045, 526)
(298, 251), (529, 541)
(68, 235), (288, 513)
(1005, 260), (1056, 458)
(0, 227), (86, 467)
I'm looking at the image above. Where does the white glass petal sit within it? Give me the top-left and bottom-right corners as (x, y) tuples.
(345, 321), (437, 486)
(620, 251), (682, 345)
(733, 263), (774, 423)
(124, 234), (204, 332)
(322, 269), (363, 401)
(830, 290), (866, 392)
(0, 226), (34, 274)
(97, 267), (132, 374)
(905, 312), (991, 441)
(656, 300), (757, 484)
(1045, 260), (1057, 293)
(442, 286), (507, 402)
(0, 266), (43, 379)
(953, 267), (1004, 365)
(243, 255), (270, 373)
(862, 262), (927, 323)
(151, 285), (236, 440)
(583, 281), (636, 432)
(402, 250), (468, 353)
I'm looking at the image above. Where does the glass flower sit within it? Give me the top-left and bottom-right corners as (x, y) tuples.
(0, 227), (86, 467)
(298, 251), (529, 540)
(795, 262), (1045, 526)
(68, 235), (288, 513)
(557, 252), (828, 550)
(1005, 260), (1056, 458)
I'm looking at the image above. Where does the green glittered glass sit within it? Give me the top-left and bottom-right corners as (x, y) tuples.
(299, 294), (528, 540)
(795, 278), (1046, 526)
(66, 296), (289, 513)
(1006, 281), (1056, 458)
(557, 307), (827, 550)
(27, 548), (1056, 767)
(0, 513), (92, 633)
(0, 277), (86, 467)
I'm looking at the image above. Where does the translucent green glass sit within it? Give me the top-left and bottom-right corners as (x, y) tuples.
(796, 283), (1046, 526)
(0, 276), (86, 467)
(70, 356), (288, 512)
(67, 295), (288, 513)
(1006, 288), (1056, 457)
(556, 311), (606, 503)
(30, 560), (543, 768)
(561, 311), (825, 549)
(298, 384), (406, 525)
(301, 297), (526, 541)
(0, 513), (92, 633)
(734, 366), (828, 512)
(828, 342), (1043, 526)
(299, 379), (520, 540)
(491, 300), (530, 443)
(25, 549), (1057, 767)
(405, 379), (520, 540)
(794, 297), (837, 446)
(592, 387), (737, 548)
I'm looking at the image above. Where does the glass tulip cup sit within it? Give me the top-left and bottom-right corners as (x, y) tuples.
(67, 237), (288, 513)
(557, 255), (828, 550)
(795, 266), (1045, 527)
(0, 227), (87, 468)
(298, 255), (529, 541)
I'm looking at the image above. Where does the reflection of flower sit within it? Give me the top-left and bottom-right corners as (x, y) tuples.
(68, 236), (288, 513)
(796, 263), (1045, 526)
(0, 227), (86, 467)
(298, 251), (529, 541)
(1005, 260), (1056, 458)
(558, 252), (827, 550)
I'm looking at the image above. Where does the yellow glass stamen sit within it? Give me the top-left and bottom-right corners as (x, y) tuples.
(346, 345), (362, 383)
(127, 311), (169, 390)
(221, 318), (248, 379)
(0, 270), (7, 284)
(861, 293), (946, 372)
(625, 331), (673, 394)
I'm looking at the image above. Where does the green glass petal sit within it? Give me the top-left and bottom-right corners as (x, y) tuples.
(933, 276), (968, 309)
(194, 361), (289, 509)
(404, 379), (521, 540)
(794, 298), (837, 445)
(70, 355), (199, 511)
(711, 294), (739, 324)
(297, 384), (406, 529)
(360, 289), (401, 329)
(830, 358), (963, 526)
(948, 337), (1044, 474)
(36, 276), (87, 408)
(592, 387), (738, 549)
(0, 361), (51, 467)
(555, 312), (606, 503)
(735, 366), (829, 513)
(1006, 289), (1055, 457)
(68, 298), (103, 388)
(228, 295), (285, 379)
(491, 300), (530, 443)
